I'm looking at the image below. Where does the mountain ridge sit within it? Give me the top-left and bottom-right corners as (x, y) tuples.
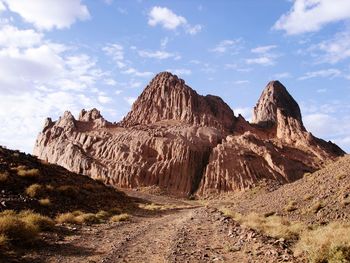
(33, 72), (345, 196)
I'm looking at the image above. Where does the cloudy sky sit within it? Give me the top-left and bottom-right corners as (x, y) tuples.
(0, 0), (350, 153)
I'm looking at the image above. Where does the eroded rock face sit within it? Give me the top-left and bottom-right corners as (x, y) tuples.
(33, 72), (345, 197)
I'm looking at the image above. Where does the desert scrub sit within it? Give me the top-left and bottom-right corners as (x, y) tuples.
(56, 211), (99, 225)
(19, 210), (54, 231)
(39, 198), (51, 206)
(96, 210), (111, 220)
(110, 213), (130, 222)
(294, 222), (350, 263)
(220, 209), (304, 240)
(25, 184), (43, 198)
(17, 168), (40, 178)
(285, 200), (298, 212)
(310, 201), (325, 214)
(0, 210), (53, 244)
(0, 171), (9, 182)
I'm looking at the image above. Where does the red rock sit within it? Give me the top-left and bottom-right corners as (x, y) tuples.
(33, 72), (345, 197)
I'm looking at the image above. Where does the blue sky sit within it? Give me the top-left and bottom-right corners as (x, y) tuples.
(0, 0), (350, 153)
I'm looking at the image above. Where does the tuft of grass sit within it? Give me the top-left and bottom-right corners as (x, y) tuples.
(220, 208), (304, 240)
(19, 210), (54, 231)
(96, 210), (111, 220)
(285, 200), (298, 212)
(110, 213), (130, 222)
(294, 222), (350, 263)
(56, 211), (98, 225)
(310, 201), (325, 214)
(39, 198), (51, 206)
(0, 210), (39, 244)
(0, 234), (7, 247)
(0, 171), (9, 182)
(25, 184), (43, 198)
(17, 168), (40, 178)
(55, 213), (77, 224)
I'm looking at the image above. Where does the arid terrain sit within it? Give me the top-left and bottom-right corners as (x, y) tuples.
(1, 145), (349, 263)
(1, 73), (349, 263)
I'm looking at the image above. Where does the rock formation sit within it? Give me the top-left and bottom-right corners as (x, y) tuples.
(33, 72), (345, 197)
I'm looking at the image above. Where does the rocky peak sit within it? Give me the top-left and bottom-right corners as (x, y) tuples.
(79, 108), (103, 122)
(56, 111), (76, 130)
(120, 71), (236, 131)
(252, 80), (303, 127)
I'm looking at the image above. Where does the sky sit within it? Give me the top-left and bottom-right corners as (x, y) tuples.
(0, 0), (350, 153)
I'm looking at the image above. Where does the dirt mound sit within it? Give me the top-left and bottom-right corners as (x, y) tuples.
(214, 154), (350, 225)
(0, 146), (134, 217)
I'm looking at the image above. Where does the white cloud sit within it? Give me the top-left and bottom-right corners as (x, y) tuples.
(138, 50), (176, 60)
(273, 0), (350, 35)
(103, 43), (124, 62)
(98, 95), (112, 104)
(246, 56), (275, 66)
(210, 39), (242, 53)
(0, 25), (43, 48)
(104, 78), (117, 86)
(166, 68), (192, 76)
(234, 80), (250, 85)
(234, 107), (252, 121)
(160, 37), (168, 49)
(124, 96), (136, 106)
(115, 90), (123, 95)
(2, 0), (90, 30)
(0, 1), (5, 11)
(298, 68), (341, 80)
(310, 31), (350, 64)
(148, 6), (202, 35)
(185, 24), (202, 35)
(122, 67), (153, 77)
(251, 45), (277, 54)
(148, 6), (186, 30)
(273, 72), (291, 79)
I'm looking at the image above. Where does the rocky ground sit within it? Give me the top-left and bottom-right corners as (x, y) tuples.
(13, 191), (301, 263)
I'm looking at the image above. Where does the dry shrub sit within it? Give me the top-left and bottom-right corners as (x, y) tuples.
(311, 201), (325, 214)
(0, 234), (7, 247)
(56, 211), (98, 225)
(110, 213), (130, 222)
(17, 168), (40, 178)
(19, 210), (54, 231)
(285, 200), (298, 212)
(96, 210), (111, 220)
(25, 184), (43, 198)
(0, 171), (9, 182)
(39, 198), (51, 206)
(220, 209), (304, 240)
(295, 222), (350, 263)
(0, 210), (39, 244)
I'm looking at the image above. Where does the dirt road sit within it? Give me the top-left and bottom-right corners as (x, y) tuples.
(25, 192), (300, 263)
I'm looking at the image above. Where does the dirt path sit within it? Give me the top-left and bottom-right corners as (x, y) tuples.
(25, 191), (301, 263)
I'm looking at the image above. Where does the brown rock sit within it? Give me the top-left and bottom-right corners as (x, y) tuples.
(33, 72), (345, 196)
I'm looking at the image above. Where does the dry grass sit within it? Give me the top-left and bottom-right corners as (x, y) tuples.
(110, 213), (130, 222)
(284, 200), (298, 212)
(0, 210), (53, 244)
(25, 184), (43, 198)
(295, 222), (350, 263)
(17, 168), (40, 178)
(39, 198), (51, 206)
(220, 208), (304, 240)
(19, 210), (54, 231)
(0, 234), (7, 247)
(56, 210), (113, 225)
(0, 171), (9, 182)
(310, 201), (325, 214)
